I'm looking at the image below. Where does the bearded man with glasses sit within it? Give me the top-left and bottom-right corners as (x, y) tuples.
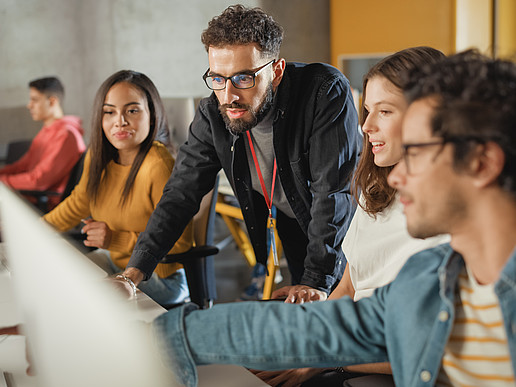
(122, 4), (361, 303)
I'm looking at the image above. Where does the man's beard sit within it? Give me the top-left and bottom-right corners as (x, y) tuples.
(219, 83), (274, 134)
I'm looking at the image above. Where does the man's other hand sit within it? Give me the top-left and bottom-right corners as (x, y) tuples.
(271, 285), (327, 303)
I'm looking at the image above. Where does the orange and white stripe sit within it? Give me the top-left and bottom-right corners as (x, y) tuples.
(436, 267), (514, 386)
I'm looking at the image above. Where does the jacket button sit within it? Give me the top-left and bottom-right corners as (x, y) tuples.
(420, 370), (431, 382)
(438, 310), (449, 322)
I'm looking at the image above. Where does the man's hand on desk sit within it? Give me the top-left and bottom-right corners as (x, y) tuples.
(110, 267), (145, 299)
(272, 285), (327, 304)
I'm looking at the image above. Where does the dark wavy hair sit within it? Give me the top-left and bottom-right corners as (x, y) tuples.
(404, 49), (516, 197)
(87, 70), (170, 206)
(353, 46), (445, 215)
(201, 4), (283, 58)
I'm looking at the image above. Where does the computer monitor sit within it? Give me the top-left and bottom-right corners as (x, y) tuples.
(0, 184), (177, 387)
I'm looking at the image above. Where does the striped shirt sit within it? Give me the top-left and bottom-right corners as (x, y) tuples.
(437, 266), (514, 386)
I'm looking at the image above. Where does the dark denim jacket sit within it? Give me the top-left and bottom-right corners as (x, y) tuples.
(128, 62), (361, 292)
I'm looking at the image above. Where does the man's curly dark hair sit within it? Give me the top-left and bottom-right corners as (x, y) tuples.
(201, 4), (283, 58)
(404, 50), (516, 196)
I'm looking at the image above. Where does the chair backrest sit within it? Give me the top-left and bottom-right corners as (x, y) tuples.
(16, 150), (86, 214)
(184, 175), (219, 308)
(5, 139), (32, 164)
(61, 151), (86, 201)
(193, 175), (219, 246)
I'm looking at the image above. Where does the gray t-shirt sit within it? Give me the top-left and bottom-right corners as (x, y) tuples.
(244, 108), (296, 219)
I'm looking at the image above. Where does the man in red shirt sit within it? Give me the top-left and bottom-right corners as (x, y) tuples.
(0, 77), (86, 209)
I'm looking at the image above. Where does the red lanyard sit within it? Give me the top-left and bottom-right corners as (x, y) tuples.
(246, 130), (280, 266)
(246, 131), (277, 216)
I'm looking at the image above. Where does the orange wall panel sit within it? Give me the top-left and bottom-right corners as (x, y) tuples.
(330, 0), (456, 66)
(496, 0), (516, 59)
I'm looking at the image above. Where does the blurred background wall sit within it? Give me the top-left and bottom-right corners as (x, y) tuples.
(0, 0), (329, 144)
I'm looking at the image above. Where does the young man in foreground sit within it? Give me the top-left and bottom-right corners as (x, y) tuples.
(152, 51), (516, 386)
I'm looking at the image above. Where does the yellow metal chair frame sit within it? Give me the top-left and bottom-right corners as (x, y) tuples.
(215, 193), (282, 299)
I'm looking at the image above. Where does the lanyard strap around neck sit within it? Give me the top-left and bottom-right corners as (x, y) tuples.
(246, 131), (277, 213)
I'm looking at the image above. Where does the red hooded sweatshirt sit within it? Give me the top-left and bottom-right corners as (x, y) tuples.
(0, 116), (86, 204)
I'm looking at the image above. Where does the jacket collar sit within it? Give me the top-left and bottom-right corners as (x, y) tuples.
(438, 244), (463, 306)
(437, 242), (516, 298)
(273, 63), (291, 122)
(496, 245), (516, 296)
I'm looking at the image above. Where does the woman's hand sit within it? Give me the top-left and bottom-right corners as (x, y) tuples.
(109, 268), (145, 300)
(81, 219), (112, 249)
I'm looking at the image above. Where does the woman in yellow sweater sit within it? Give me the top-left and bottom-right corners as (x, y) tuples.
(44, 70), (193, 306)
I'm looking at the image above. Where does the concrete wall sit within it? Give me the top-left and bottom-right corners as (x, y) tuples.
(0, 0), (329, 145)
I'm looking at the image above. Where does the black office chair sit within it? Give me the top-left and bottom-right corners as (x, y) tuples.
(4, 139), (32, 164)
(19, 152), (86, 213)
(160, 176), (219, 309)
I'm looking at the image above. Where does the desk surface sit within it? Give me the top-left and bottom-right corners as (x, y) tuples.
(129, 291), (268, 386)
(0, 244), (267, 387)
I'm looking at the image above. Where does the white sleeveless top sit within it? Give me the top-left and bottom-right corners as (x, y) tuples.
(342, 195), (450, 301)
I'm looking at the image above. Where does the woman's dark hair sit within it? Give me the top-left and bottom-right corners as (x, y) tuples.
(353, 46), (445, 215)
(87, 70), (170, 206)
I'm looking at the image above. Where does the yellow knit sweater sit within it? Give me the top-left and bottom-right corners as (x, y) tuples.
(44, 142), (193, 278)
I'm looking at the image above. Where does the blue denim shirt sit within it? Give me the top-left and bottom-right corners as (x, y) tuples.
(152, 243), (516, 386)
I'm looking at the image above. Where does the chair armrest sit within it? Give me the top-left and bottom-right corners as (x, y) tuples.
(18, 189), (61, 198)
(160, 245), (219, 264)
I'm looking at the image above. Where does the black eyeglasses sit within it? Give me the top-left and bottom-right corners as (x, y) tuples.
(401, 141), (445, 175)
(402, 137), (484, 175)
(203, 60), (275, 91)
